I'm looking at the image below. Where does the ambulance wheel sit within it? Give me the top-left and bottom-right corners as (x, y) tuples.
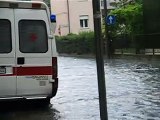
(43, 98), (51, 105)
(26, 98), (50, 106)
(38, 98), (50, 106)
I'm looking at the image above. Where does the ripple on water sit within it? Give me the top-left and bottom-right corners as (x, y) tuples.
(53, 57), (160, 120)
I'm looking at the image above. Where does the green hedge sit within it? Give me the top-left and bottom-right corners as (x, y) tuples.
(55, 32), (95, 54)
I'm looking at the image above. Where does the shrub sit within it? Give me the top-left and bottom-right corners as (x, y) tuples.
(55, 31), (95, 54)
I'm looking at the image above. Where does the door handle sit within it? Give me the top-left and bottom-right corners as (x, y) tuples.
(17, 57), (25, 65)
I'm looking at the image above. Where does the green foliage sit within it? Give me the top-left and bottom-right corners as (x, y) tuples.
(56, 32), (95, 54)
(108, 3), (143, 37)
(102, 2), (144, 51)
(43, 0), (50, 7)
(134, 0), (143, 4)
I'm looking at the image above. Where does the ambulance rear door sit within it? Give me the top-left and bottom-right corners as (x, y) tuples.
(0, 8), (17, 97)
(14, 8), (53, 97)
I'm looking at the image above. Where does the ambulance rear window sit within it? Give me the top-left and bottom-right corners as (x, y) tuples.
(0, 19), (12, 53)
(19, 20), (48, 53)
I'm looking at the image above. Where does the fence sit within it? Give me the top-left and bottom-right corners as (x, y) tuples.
(111, 33), (160, 55)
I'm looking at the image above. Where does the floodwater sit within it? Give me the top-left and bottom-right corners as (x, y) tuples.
(0, 56), (160, 120)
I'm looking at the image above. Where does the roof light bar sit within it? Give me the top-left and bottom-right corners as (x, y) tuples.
(32, 3), (41, 9)
(0, 1), (45, 9)
(50, 14), (56, 23)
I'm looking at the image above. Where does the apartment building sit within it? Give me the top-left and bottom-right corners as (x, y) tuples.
(51, 0), (93, 36)
(100, 0), (118, 9)
(51, 0), (117, 36)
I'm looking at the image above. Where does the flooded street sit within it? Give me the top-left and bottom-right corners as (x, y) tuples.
(0, 56), (160, 120)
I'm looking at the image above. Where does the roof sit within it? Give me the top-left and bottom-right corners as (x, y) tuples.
(0, 0), (47, 9)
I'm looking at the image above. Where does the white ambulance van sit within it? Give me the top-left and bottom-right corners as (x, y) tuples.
(0, 0), (58, 103)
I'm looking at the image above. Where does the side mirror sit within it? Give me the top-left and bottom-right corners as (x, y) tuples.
(48, 35), (53, 39)
(50, 14), (56, 33)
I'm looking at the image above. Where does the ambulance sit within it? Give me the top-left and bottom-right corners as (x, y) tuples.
(0, 0), (58, 103)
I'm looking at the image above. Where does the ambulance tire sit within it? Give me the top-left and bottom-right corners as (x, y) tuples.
(37, 98), (51, 106)
(42, 98), (51, 105)
(26, 98), (50, 106)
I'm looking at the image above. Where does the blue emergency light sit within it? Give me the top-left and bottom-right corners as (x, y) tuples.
(50, 14), (56, 22)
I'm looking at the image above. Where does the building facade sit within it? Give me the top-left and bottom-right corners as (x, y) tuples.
(51, 0), (94, 36)
(51, 0), (118, 36)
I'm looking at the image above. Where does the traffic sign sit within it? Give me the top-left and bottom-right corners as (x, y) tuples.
(106, 15), (116, 25)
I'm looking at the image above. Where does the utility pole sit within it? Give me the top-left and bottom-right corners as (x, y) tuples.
(66, 0), (71, 34)
(92, 0), (108, 120)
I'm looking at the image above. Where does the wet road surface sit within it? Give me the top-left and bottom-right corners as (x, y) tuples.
(0, 56), (160, 120)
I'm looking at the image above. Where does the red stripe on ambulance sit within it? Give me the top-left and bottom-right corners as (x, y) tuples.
(16, 66), (52, 76)
(0, 66), (52, 76)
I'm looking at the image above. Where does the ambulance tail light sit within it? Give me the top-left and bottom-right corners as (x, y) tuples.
(52, 57), (57, 79)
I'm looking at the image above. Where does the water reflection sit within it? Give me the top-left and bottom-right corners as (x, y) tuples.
(0, 101), (60, 120)
(0, 56), (160, 120)
(105, 58), (160, 120)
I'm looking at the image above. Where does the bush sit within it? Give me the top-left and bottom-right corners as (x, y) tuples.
(55, 32), (95, 54)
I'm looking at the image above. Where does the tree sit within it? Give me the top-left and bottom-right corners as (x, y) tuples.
(134, 0), (142, 4)
(108, 3), (143, 37)
(43, 0), (50, 7)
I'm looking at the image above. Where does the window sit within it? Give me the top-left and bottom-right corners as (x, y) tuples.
(19, 20), (48, 53)
(80, 15), (89, 28)
(0, 19), (12, 53)
(101, 0), (104, 7)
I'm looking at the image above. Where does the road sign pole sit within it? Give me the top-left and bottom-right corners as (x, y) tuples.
(103, 0), (110, 58)
(92, 0), (108, 120)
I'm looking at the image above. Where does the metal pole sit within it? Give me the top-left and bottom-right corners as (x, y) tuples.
(92, 0), (108, 120)
(66, 0), (71, 34)
(103, 0), (110, 58)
